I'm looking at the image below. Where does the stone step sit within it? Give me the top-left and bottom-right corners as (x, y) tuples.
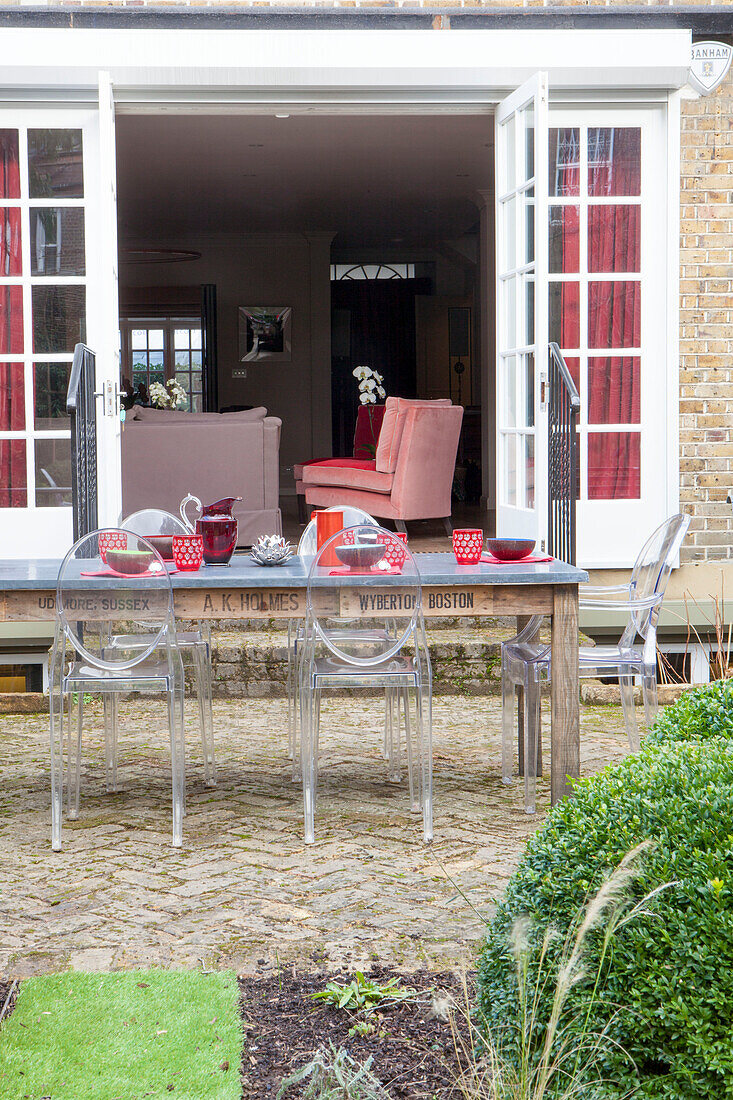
(207, 618), (521, 698)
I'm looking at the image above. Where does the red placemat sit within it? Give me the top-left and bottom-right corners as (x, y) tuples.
(480, 553), (553, 565)
(81, 566), (178, 578)
(329, 565), (403, 576)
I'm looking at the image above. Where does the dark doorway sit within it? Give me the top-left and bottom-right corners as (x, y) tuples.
(331, 276), (432, 455)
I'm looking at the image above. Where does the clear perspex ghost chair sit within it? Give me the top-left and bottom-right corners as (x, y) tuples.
(119, 509), (215, 787)
(288, 506), (381, 770)
(501, 512), (690, 813)
(298, 524), (433, 845)
(49, 530), (187, 849)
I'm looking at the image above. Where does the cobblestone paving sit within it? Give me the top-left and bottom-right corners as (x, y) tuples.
(0, 697), (630, 978)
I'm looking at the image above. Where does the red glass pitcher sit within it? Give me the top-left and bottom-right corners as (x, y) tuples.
(180, 494), (242, 565)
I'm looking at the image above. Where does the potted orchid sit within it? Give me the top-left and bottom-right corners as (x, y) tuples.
(148, 378), (188, 410)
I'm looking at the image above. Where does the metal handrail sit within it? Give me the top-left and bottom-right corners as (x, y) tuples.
(547, 342), (580, 566)
(67, 343), (98, 544)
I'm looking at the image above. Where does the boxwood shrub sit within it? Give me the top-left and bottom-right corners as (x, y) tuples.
(646, 677), (733, 748)
(477, 722), (733, 1098)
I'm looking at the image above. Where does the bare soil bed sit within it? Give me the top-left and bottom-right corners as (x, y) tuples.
(239, 966), (474, 1099)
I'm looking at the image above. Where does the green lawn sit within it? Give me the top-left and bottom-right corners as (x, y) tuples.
(0, 969), (243, 1099)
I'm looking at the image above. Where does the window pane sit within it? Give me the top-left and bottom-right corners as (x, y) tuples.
(191, 392), (202, 413)
(521, 103), (534, 183)
(0, 439), (26, 507)
(588, 357), (640, 424)
(147, 351), (164, 369)
(549, 128), (579, 197)
(522, 352), (535, 428)
(148, 328), (164, 350)
(0, 363), (24, 430)
(503, 434), (517, 506)
(588, 432), (640, 499)
(190, 351), (202, 370)
(174, 351), (190, 369)
(504, 276), (517, 349)
(30, 207), (85, 276)
(503, 115), (516, 191)
(35, 438), (72, 508)
(549, 281), (579, 348)
(502, 195), (517, 269)
(588, 128), (641, 197)
(191, 328), (202, 350)
(524, 434), (535, 510)
(34, 362), (71, 430)
(588, 282), (640, 349)
(0, 286), (24, 353)
(502, 356), (516, 427)
(131, 328), (147, 350)
(174, 328), (190, 349)
(549, 206), (579, 274)
(28, 129), (83, 199)
(0, 208), (22, 275)
(588, 205), (640, 274)
(32, 286), (86, 353)
(0, 131), (20, 199)
(524, 278), (534, 347)
(524, 190), (534, 265)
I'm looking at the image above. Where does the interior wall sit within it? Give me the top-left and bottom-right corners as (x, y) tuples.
(119, 232), (333, 487)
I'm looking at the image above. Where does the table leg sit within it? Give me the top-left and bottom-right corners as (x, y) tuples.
(550, 584), (580, 805)
(516, 615), (542, 778)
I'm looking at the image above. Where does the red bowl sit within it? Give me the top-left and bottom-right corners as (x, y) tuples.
(486, 538), (535, 561)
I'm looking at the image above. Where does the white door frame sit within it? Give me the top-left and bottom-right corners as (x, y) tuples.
(0, 26), (688, 561)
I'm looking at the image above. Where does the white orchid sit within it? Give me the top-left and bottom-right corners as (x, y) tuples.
(353, 364), (387, 409)
(149, 378), (188, 410)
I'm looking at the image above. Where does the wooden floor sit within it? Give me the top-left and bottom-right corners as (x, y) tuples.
(281, 497), (493, 553)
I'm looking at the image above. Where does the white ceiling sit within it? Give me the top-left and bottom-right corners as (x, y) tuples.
(115, 114), (493, 250)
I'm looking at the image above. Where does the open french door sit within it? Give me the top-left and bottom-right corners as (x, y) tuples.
(495, 73), (549, 544)
(0, 76), (121, 558)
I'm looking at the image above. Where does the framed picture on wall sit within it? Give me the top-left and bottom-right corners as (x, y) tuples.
(238, 306), (292, 362)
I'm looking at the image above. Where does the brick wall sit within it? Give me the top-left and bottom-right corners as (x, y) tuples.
(680, 71), (733, 563)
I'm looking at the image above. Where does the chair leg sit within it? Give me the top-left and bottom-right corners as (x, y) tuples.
(523, 678), (541, 815)
(297, 493), (308, 525)
(497, 655), (512, 787)
(414, 681), (433, 843)
(194, 644), (216, 787)
(68, 691), (83, 820)
(619, 673), (640, 753)
(641, 667), (658, 732)
(301, 678), (317, 845)
(388, 687), (401, 784)
(403, 687), (420, 814)
(383, 689), (392, 761)
(396, 519), (408, 535)
(442, 517), (452, 537)
(50, 687), (64, 852)
(168, 681), (186, 849)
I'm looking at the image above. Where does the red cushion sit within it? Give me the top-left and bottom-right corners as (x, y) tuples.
(308, 458), (376, 470)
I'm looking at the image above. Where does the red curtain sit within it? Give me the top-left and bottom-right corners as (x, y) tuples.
(559, 128), (641, 499)
(0, 132), (25, 507)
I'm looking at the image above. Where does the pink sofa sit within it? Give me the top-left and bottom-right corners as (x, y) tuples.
(303, 398), (463, 533)
(121, 405), (282, 545)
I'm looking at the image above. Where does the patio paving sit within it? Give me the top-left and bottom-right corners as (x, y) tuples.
(0, 696), (631, 979)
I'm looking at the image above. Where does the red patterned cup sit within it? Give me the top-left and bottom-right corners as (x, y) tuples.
(382, 531), (408, 569)
(98, 531), (127, 564)
(452, 528), (484, 565)
(172, 534), (204, 572)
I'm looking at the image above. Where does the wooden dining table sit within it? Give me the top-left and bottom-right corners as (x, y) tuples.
(0, 551), (588, 805)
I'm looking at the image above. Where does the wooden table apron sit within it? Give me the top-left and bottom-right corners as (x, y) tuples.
(0, 563), (581, 807)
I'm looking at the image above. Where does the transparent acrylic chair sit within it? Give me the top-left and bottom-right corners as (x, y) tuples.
(501, 512), (690, 813)
(49, 530), (186, 849)
(118, 508), (215, 787)
(288, 506), (381, 771)
(298, 524), (433, 844)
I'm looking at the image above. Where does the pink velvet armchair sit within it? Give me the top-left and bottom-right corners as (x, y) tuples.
(293, 404), (385, 523)
(303, 398), (463, 534)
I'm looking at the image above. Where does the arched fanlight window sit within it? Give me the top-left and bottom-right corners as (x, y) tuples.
(330, 263), (415, 281)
